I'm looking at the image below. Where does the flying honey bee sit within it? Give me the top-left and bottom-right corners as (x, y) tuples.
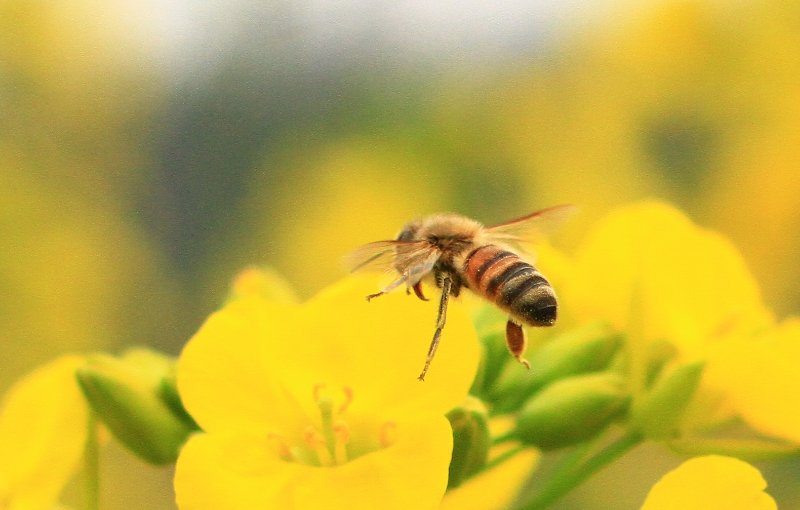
(348, 205), (576, 381)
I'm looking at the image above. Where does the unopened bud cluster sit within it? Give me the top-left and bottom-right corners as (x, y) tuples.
(452, 315), (707, 474)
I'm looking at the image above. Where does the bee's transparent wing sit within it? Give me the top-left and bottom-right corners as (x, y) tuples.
(346, 240), (441, 293)
(484, 204), (577, 249)
(346, 240), (401, 273)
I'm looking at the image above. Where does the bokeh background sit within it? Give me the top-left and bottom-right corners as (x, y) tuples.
(2, 0), (799, 508)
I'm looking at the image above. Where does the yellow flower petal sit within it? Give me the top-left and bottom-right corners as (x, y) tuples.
(705, 318), (800, 442)
(176, 274), (480, 510)
(297, 275), (480, 418)
(228, 266), (299, 304)
(177, 297), (310, 436)
(178, 274), (480, 436)
(565, 201), (771, 358)
(440, 447), (539, 510)
(0, 355), (88, 510)
(175, 415), (453, 510)
(640, 455), (776, 510)
(175, 432), (301, 509)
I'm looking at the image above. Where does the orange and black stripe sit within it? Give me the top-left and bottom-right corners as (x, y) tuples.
(463, 245), (556, 326)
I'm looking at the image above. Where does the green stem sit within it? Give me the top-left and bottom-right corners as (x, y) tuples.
(481, 444), (525, 474)
(84, 413), (100, 510)
(492, 431), (516, 445)
(514, 432), (642, 510)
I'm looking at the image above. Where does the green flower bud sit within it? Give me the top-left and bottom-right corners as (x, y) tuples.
(491, 322), (623, 413)
(159, 370), (200, 431)
(515, 372), (629, 450)
(76, 348), (196, 465)
(447, 396), (491, 488)
(631, 361), (705, 440)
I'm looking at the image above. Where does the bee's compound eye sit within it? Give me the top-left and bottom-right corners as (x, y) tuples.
(396, 223), (420, 242)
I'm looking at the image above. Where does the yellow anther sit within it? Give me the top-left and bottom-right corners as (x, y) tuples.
(338, 386), (354, 414)
(267, 432), (294, 462)
(379, 421), (397, 448)
(313, 383), (327, 403)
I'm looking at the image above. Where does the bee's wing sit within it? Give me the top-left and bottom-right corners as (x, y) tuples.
(346, 240), (401, 273)
(346, 239), (441, 294)
(484, 204), (577, 248)
(346, 240), (441, 274)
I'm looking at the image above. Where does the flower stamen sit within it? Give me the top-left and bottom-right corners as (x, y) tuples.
(332, 421), (350, 465)
(304, 426), (334, 466)
(267, 432), (295, 462)
(339, 386), (354, 414)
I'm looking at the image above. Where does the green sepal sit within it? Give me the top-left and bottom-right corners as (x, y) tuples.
(76, 348), (196, 465)
(446, 396), (491, 488)
(514, 372), (630, 450)
(490, 322), (623, 413)
(631, 360), (705, 440)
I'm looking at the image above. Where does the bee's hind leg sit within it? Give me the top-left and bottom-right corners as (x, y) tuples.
(506, 320), (530, 369)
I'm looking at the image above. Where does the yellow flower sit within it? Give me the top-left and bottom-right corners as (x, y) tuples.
(561, 201), (779, 435)
(640, 455), (776, 510)
(564, 201), (772, 359)
(174, 274), (480, 510)
(0, 355), (88, 510)
(705, 318), (800, 443)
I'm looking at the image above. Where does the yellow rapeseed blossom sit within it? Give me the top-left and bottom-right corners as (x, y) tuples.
(705, 318), (800, 443)
(561, 201), (780, 435)
(563, 201), (773, 359)
(640, 455), (776, 510)
(0, 355), (88, 510)
(174, 274), (480, 510)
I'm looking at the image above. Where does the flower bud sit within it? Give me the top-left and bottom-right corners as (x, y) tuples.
(447, 396), (491, 488)
(491, 322), (623, 413)
(76, 348), (196, 465)
(515, 372), (629, 450)
(631, 361), (705, 440)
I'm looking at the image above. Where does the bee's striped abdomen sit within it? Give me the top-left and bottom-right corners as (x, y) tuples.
(463, 245), (558, 327)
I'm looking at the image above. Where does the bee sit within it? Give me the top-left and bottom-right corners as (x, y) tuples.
(348, 205), (575, 381)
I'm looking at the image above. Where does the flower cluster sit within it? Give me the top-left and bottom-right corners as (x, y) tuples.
(1, 201), (795, 509)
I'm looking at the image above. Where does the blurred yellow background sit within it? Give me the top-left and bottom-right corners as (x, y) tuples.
(2, 0), (799, 508)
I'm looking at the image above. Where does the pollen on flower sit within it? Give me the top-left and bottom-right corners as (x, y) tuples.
(379, 421), (397, 448)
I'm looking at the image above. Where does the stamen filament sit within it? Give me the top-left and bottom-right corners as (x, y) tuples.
(333, 421), (350, 465)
